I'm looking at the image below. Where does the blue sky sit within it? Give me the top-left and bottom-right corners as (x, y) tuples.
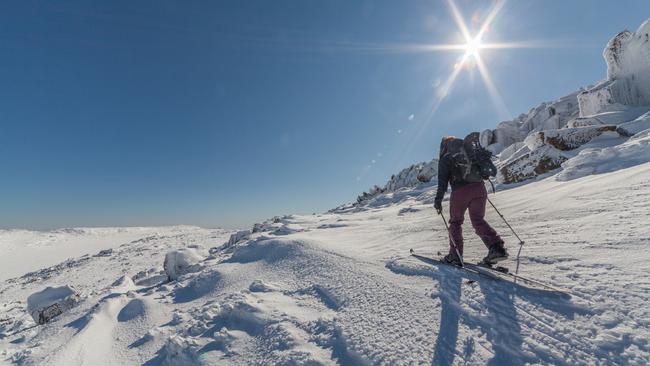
(1, 1), (649, 230)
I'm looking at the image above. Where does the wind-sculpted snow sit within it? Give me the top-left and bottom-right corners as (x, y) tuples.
(4, 162), (650, 364)
(3, 20), (650, 363)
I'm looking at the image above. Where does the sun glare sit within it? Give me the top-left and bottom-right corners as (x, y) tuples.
(464, 36), (482, 58)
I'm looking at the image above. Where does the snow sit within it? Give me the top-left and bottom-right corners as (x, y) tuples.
(558, 128), (650, 181)
(3, 161), (650, 364)
(617, 111), (650, 136)
(1, 16), (650, 366)
(0, 226), (205, 281)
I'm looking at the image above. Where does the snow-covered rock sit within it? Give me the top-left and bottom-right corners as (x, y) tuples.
(617, 111), (650, 136)
(540, 125), (618, 151)
(481, 92), (581, 157)
(567, 116), (606, 128)
(499, 125), (620, 183)
(26, 285), (81, 324)
(385, 159), (438, 190)
(498, 145), (567, 184)
(497, 141), (526, 161)
(163, 248), (204, 281)
(226, 229), (251, 245)
(357, 159), (438, 204)
(558, 128), (650, 180)
(579, 20), (650, 116)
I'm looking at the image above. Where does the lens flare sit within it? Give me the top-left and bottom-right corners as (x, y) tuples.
(464, 36), (482, 58)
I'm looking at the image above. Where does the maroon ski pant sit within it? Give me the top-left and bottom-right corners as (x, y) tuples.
(448, 182), (502, 256)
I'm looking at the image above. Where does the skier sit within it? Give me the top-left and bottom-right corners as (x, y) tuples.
(433, 136), (508, 265)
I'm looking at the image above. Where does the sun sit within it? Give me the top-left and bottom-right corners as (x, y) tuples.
(464, 36), (482, 58)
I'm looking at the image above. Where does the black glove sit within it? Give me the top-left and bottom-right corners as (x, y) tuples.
(434, 200), (442, 214)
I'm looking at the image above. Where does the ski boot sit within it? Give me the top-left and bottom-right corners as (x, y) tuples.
(442, 253), (462, 266)
(482, 244), (509, 265)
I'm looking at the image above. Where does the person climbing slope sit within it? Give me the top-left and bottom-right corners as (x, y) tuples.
(433, 134), (508, 265)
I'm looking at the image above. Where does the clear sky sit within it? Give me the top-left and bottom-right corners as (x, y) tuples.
(1, 1), (649, 230)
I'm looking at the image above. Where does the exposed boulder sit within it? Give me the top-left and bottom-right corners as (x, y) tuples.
(27, 285), (81, 324)
(498, 125), (617, 183)
(164, 248), (204, 281)
(498, 145), (568, 184)
(541, 125), (618, 151)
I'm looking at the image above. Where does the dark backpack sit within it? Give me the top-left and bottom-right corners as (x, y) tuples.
(446, 132), (497, 183)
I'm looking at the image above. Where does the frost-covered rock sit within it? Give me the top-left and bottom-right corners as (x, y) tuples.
(356, 159), (438, 204)
(558, 128), (650, 180)
(579, 20), (650, 116)
(26, 286), (81, 324)
(497, 145), (567, 183)
(540, 125), (618, 151)
(499, 126), (619, 183)
(617, 111), (650, 136)
(350, 19), (650, 194)
(384, 159), (438, 190)
(485, 92), (581, 152)
(498, 145), (568, 184)
(164, 249), (204, 281)
(497, 142), (526, 161)
(226, 229), (251, 245)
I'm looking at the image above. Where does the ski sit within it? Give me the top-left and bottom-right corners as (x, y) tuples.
(476, 262), (571, 296)
(409, 249), (502, 281)
(410, 249), (571, 297)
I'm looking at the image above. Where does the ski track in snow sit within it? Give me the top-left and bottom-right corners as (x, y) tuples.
(2, 163), (650, 365)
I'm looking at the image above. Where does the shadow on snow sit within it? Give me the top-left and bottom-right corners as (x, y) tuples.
(389, 256), (592, 366)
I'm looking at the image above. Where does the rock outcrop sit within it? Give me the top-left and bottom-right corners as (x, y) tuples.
(27, 285), (81, 324)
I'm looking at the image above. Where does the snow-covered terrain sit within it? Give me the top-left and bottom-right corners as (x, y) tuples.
(2, 17), (650, 366)
(0, 226), (206, 282)
(2, 161), (650, 365)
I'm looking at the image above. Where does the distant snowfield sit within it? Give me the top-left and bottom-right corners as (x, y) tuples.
(0, 226), (208, 281)
(2, 162), (649, 365)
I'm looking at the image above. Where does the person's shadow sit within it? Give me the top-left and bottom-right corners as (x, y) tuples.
(408, 257), (590, 366)
(431, 266), (463, 365)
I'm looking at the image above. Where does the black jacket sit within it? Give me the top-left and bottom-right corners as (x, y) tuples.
(434, 152), (470, 204)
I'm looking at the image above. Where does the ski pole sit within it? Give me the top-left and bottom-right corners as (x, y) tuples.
(487, 197), (525, 276)
(439, 211), (465, 267)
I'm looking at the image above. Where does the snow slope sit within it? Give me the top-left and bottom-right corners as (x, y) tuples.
(0, 226), (206, 281)
(2, 161), (650, 365)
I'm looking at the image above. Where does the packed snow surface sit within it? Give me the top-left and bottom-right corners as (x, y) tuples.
(2, 162), (650, 365)
(0, 226), (204, 281)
